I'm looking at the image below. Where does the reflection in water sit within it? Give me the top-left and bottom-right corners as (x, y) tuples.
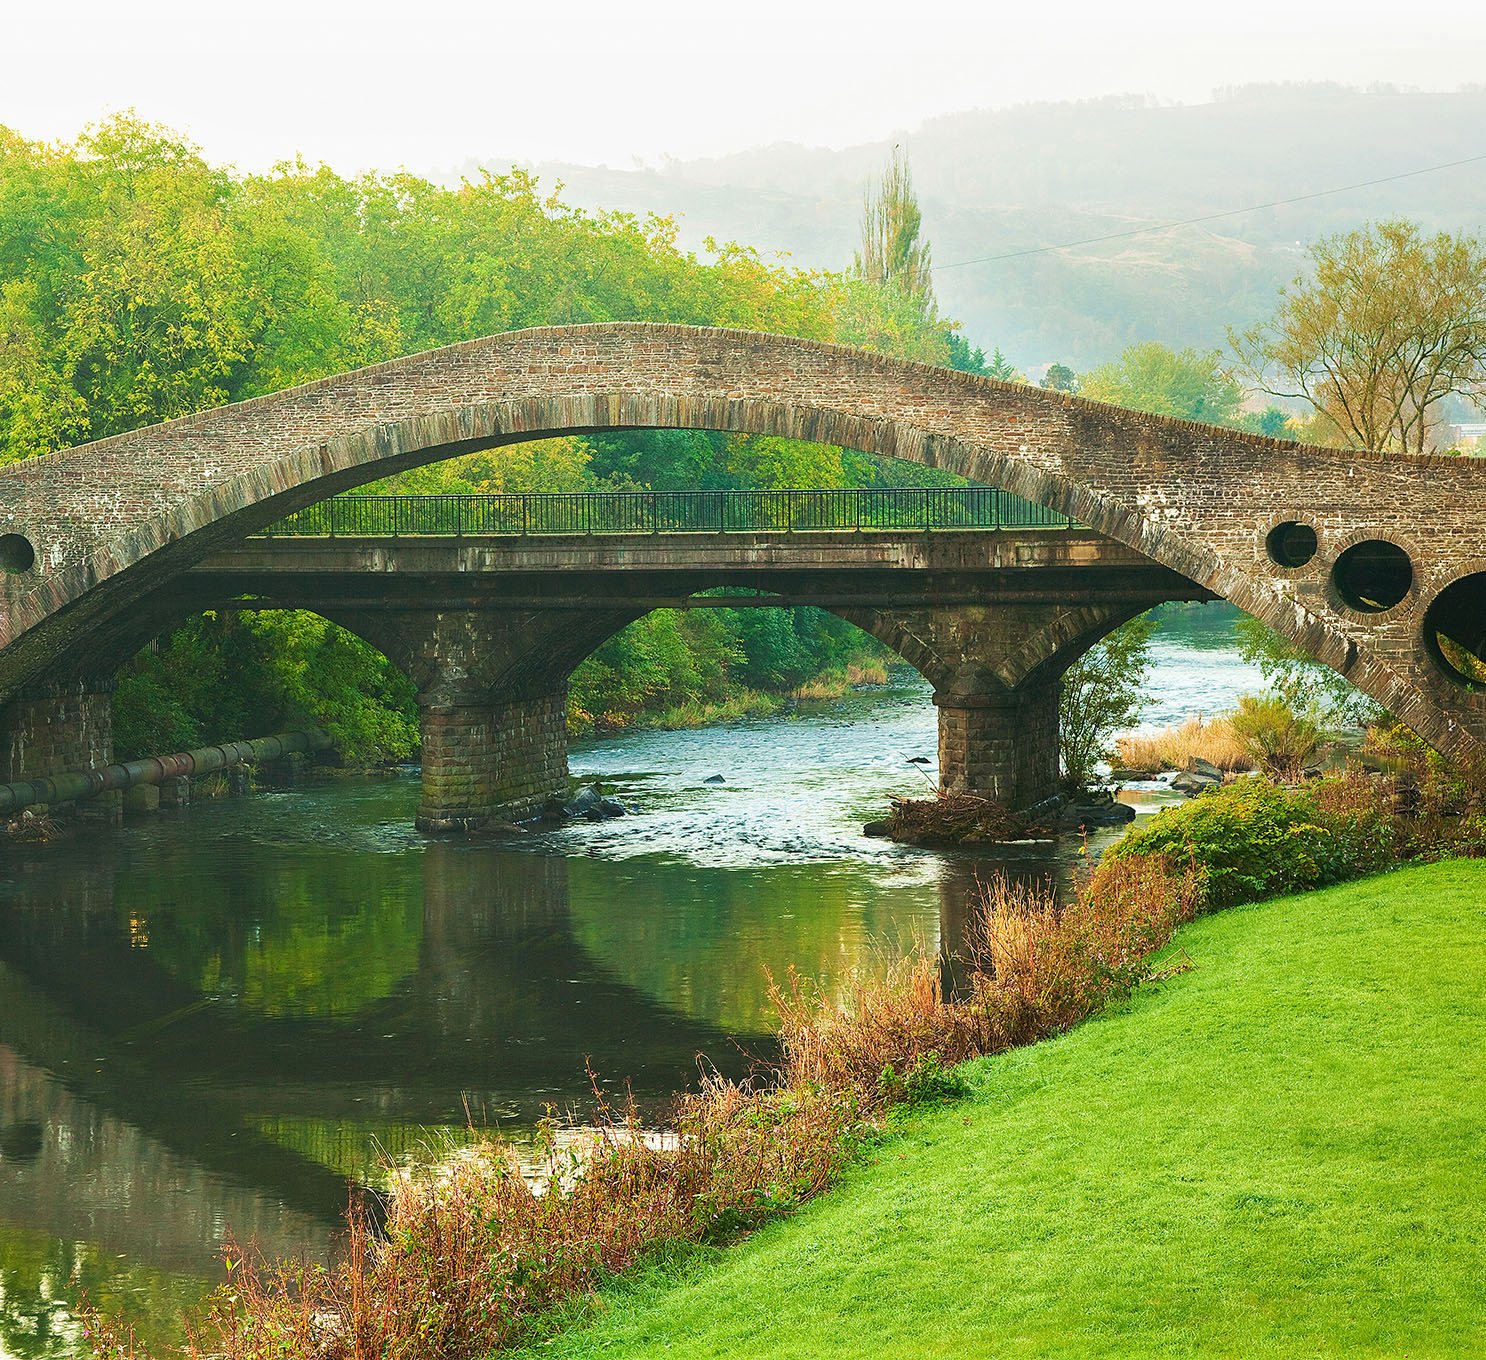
(0, 608), (1255, 1356)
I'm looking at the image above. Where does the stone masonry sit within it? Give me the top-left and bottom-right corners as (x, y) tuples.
(841, 601), (1148, 808)
(0, 684), (114, 780)
(1, 322), (1482, 791)
(937, 687), (1060, 806)
(417, 692), (568, 832)
(177, 532), (1189, 825)
(0, 682), (119, 819)
(319, 606), (634, 831)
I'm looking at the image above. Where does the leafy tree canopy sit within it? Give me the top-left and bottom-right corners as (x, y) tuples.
(1080, 341), (1244, 424)
(1230, 219), (1486, 456)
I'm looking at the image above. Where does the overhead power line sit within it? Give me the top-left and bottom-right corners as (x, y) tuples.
(930, 150), (1486, 273)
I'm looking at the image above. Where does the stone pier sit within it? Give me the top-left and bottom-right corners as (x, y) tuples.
(0, 680), (119, 819)
(415, 690), (569, 832)
(936, 684), (1061, 806)
(844, 601), (1154, 808)
(335, 606), (635, 833)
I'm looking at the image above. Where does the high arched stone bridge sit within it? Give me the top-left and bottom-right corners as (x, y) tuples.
(1, 322), (1482, 826)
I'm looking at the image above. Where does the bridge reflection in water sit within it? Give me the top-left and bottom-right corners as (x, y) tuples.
(0, 760), (1071, 1349)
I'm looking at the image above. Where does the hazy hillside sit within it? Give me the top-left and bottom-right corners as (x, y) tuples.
(457, 85), (1486, 369)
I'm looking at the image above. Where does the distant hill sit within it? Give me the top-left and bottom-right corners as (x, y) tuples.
(453, 84), (1486, 370)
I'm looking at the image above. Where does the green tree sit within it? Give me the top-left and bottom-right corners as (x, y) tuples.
(1231, 219), (1486, 456)
(982, 347), (1019, 382)
(1059, 614), (1157, 786)
(1235, 406), (1293, 438)
(838, 149), (952, 366)
(853, 148), (935, 324)
(1079, 341), (1243, 423)
(1040, 363), (1078, 394)
(1234, 614), (1376, 726)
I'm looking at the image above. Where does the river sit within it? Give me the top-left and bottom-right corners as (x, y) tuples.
(0, 604), (1262, 1357)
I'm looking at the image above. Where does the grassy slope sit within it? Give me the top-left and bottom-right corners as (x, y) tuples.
(518, 861), (1486, 1359)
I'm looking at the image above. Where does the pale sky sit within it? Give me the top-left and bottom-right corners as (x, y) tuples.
(8, 0), (1486, 173)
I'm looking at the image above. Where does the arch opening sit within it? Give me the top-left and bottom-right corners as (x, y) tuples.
(569, 601), (909, 736)
(1425, 573), (1486, 688)
(0, 533), (35, 573)
(112, 606), (416, 768)
(1265, 521), (1317, 569)
(1333, 539), (1413, 613)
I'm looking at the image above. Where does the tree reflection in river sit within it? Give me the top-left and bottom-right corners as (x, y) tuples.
(0, 661), (1218, 1356)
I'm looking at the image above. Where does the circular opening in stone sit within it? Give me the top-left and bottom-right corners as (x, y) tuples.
(1265, 521), (1318, 569)
(1425, 572), (1486, 688)
(0, 534), (35, 573)
(1332, 539), (1413, 613)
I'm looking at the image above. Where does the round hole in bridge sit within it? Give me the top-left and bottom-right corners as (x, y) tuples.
(1425, 572), (1486, 688)
(1332, 539), (1413, 613)
(1265, 521), (1318, 569)
(0, 534), (35, 573)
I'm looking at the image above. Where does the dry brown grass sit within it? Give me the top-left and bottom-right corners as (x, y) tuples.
(1115, 716), (1253, 774)
(790, 676), (850, 701)
(85, 854), (1206, 1360)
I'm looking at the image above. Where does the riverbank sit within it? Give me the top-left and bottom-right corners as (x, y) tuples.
(568, 662), (891, 736)
(517, 859), (1486, 1359)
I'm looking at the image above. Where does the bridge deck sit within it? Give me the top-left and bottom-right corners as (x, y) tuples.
(193, 529), (1211, 612)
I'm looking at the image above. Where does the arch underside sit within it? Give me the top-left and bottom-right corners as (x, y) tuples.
(0, 323), (1481, 765)
(111, 587), (1158, 719)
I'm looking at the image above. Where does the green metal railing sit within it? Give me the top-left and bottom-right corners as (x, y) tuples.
(259, 488), (1071, 537)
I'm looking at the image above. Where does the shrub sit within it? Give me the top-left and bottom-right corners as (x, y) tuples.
(1228, 693), (1325, 781)
(964, 855), (1204, 1045)
(1105, 778), (1392, 909)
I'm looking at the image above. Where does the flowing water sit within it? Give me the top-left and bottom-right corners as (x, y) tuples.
(0, 604), (1261, 1357)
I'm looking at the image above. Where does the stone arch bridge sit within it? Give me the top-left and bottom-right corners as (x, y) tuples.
(1, 323), (1482, 828)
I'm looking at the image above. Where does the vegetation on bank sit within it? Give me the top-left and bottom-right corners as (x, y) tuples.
(517, 857), (1486, 1360)
(85, 753), (1485, 1359)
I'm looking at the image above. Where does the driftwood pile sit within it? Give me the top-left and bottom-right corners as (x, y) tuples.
(4, 809), (58, 843)
(877, 792), (1047, 846)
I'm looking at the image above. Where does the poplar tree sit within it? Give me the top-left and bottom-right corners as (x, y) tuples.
(853, 147), (937, 327)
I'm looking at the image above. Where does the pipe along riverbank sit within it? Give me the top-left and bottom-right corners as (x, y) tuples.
(0, 729), (332, 817)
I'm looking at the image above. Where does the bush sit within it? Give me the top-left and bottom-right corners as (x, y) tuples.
(1228, 693), (1324, 781)
(1105, 778), (1393, 909)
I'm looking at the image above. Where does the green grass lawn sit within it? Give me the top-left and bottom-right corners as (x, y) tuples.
(515, 860), (1486, 1359)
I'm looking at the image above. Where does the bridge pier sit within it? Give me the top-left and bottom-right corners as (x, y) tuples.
(844, 601), (1162, 808)
(332, 607), (638, 833)
(936, 684), (1060, 807)
(415, 689), (569, 832)
(0, 680), (120, 820)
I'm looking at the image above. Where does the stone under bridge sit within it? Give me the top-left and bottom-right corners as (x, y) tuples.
(0, 323), (1483, 828)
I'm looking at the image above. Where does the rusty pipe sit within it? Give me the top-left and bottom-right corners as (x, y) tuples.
(0, 729), (332, 818)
